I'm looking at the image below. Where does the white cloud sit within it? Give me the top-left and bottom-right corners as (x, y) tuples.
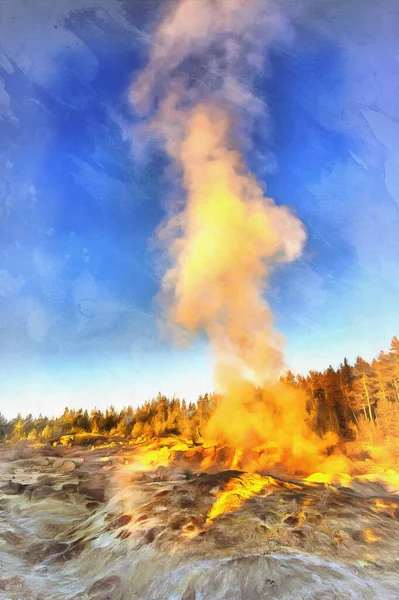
(33, 248), (62, 279)
(363, 109), (399, 210)
(0, 80), (16, 123)
(26, 307), (50, 343)
(0, 270), (25, 298)
(0, 0), (149, 92)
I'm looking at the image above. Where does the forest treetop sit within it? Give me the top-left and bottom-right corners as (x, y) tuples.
(2, 337), (398, 448)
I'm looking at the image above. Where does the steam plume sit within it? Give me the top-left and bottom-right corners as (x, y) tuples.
(132, 0), (348, 473)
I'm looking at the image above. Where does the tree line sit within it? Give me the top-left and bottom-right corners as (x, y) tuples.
(2, 337), (399, 448)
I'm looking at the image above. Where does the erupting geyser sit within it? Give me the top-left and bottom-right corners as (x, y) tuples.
(132, 0), (349, 474)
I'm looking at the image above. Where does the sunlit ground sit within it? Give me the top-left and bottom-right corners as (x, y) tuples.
(1, 435), (399, 599)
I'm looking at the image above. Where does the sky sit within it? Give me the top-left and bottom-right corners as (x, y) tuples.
(0, 0), (398, 418)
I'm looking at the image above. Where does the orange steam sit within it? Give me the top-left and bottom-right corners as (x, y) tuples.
(155, 104), (349, 474)
(132, 0), (352, 475)
(205, 377), (350, 474)
(162, 105), (305, 384)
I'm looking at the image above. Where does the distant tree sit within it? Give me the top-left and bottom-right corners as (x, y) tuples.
(338, 358), (356, 422)
(129, 421), (141, 440)
(376, 394), (399, 450)
(197, 393), (211, 436)
(104, 406), (119, 433)
(90, 409), (105, 433)
(12, 415), (25, 440)
(176, 399), (190, 438)
(41, 424), (54, 441)
(349, 358), (376, 423)
(325, 366), (352, 437)
(35, 414), (49, 434)
(28, 428), (38, 440)
(280, 370), (297, 387)
(373, 357), (391, 404)
(376, 350), (398, 403)
(3, 334), (399, 454)
(165, 396), (181, 434)
(0, 412), (8, 438)
(389, 337), (399, 401)
(142, 421), (155, 440)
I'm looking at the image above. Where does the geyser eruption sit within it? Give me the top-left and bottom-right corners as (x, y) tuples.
(165, 105), (305, 383)
(132, 0), (348, 473)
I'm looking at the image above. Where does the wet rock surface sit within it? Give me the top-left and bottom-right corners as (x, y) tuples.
(0, 440), (398, 598)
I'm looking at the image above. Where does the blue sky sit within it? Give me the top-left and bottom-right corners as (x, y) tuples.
(0, 0), (398, 417)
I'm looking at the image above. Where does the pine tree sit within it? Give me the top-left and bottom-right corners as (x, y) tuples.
(376, 394), (399, 450)
(90, 409), (105, 433)
(280, 370), (297, 387)
(350, 358), (376, 423)
(322, 366), (348, 435)
(339, 358), (357, 423)
(0, 412), (8, 438)
(376, 350), (398, 402)
(389, 337), (399, 401)
(104, 406), (119, 432)
(307, 371), (330, 435)
(12, 416), (25, 440)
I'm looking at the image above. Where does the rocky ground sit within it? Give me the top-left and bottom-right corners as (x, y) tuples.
(1, 437), (399, 599)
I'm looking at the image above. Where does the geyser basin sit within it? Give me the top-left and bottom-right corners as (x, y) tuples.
(1, 440), (399, 599)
